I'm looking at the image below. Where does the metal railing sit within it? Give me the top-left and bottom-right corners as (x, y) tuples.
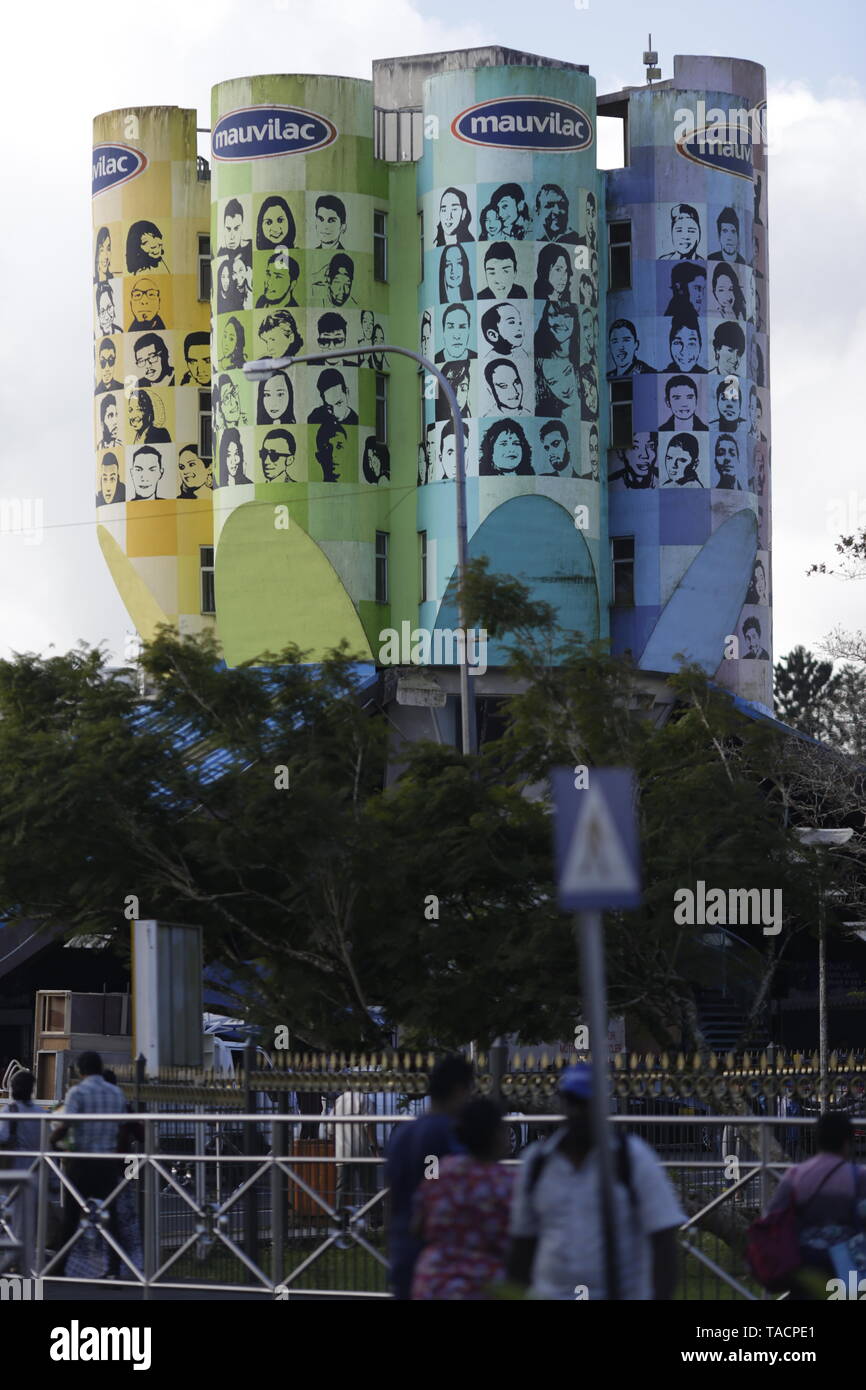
(0, 1112), (838, 1300)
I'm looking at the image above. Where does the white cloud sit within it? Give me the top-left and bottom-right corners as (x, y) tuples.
(765, 79), (866, 666)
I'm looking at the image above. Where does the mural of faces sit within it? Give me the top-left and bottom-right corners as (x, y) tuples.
(97, 451), (125, 505)
(661, 432), (704, 488)
(259, 428), (298, 482)
(658, 202), (705, 261)
(609, 431), (659, 489)
(177, 447), (214, 498)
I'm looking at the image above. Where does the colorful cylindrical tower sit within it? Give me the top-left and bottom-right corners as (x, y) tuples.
(415, 66), (605, 656)
(208, 75), (392, 665)
(605, 57), (770, 709)
(92, 106), (212, 641)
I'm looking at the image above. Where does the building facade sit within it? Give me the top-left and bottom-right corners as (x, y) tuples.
(92, 47), (771, 717)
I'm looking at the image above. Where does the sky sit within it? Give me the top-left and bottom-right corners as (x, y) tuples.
(0, 0), (863, 672)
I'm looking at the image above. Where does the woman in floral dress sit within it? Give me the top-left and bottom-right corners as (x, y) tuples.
(411, 1098), (514, 1300)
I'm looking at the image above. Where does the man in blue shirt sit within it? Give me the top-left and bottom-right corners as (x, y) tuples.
(386, 1056), (474, 1299)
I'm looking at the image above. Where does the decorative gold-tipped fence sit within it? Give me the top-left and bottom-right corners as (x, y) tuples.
(108, 1049), (866, 1112)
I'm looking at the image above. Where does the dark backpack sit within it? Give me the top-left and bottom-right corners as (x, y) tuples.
(746, 1159), (846, 1292)
(527, 1128), (638, 1208)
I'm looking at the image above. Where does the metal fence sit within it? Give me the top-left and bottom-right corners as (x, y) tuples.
(0, 1111), (845, 1301)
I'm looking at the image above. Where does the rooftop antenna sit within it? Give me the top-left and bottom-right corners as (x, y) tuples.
(643, 34), (661, 85)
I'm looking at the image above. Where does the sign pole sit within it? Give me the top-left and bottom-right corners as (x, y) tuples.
(553, 767), (640, 1303)
(575, 908), (620, 1301)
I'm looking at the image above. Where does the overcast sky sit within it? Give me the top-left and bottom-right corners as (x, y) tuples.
(1, 0), (863, 671)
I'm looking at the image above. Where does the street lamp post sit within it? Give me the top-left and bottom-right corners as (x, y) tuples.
(794, 827), (854, 1109)
(244, 345), (476, 756)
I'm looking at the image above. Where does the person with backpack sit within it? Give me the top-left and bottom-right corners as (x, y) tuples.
(749, 1113), (866, 1299)
(0, 1069), (45, 1273)
(506, 1064), (684, 1299)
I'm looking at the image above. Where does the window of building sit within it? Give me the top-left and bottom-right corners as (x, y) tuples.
(198, 390), (212, 460)
(610, 379), (633, 449)
(198, 234), (211, 302)
(374, 210), (388, 282)
(375, 372), (388, 443)
(608, 220), (632, 291)
(611, 536), (635, 607)
(419, 530), (428, 602)
(375, 531), (389, 603)
(200, 545), (216, 615)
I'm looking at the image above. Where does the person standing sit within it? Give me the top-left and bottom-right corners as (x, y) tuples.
(50, 1051), (126, 1277)
(411, 1098), (514, 1300)
(0, 1070), (44, 1273)
(334, 1088), (381, 1220)
(507, 1064), (683, 1299)
(386, 1055), (473, 1299)
(760, 1114), (866, 1299)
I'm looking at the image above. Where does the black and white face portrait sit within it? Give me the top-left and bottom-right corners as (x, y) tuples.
(438, 305), (474, 363)
(608, 321), (639, 375)
(437, 361), (472, 420)
(95, 338), (121, 392)
(486, 358), (528, 414)
(660, 203), (704, 261)
(437, 421), (470, 480)
(536, 356), (580, 415)
(539, 421), (572, 475)
(742, 614), (768, 659)
(479, 243), (524, 300)
(96, 284), (121, 336)
(662, 433), (702, 487)
(712, 327), (745, 376)
(178, 448), (214, 497)
(714, 375), (743, 426)
(221, 200), (247, 253)
(98, 394), (120, 447)
(534, 184), (575, 243)
(313, 255), (355, 308)
(746, 557), (769, 606)
(481, 302), (527, 358)
(420, 310), (433, 361)
(98, 453), (123, 505)
(439, 244), (473, 303)
(669, 321), (703, 373)
(130, 446), (164, 501)
(713, 434), (741, 488)
(134, 333), (173, 387)
(611, 432), (658, 489)
(314, 194), (347, 250)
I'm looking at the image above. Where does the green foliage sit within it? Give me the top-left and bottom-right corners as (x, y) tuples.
(0, 576), (854, 1053)
(773, 646), (839, 741)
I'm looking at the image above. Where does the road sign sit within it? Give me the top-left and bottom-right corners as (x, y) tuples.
(552, 767), (641, 910)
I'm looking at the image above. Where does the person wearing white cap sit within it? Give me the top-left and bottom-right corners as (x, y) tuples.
(506, 1064), (684, 1299)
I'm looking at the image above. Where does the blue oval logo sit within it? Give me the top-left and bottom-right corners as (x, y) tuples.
(212, 105), (338, 161)
(92, 143), (147, 198)
(675, 101), (767, 182)
(452, 96), (592, 151)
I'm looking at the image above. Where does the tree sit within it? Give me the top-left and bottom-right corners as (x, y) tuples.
(773, 646), (840, 741)
(0, 579), (862, 1054)
(460, 560), (865, 1050)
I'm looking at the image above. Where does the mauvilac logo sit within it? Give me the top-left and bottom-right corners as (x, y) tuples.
(212, 105), (338, 160)
(674, 100), (767, 181)
(92, 143), (147, 198)
(452, 96), (592, 151)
